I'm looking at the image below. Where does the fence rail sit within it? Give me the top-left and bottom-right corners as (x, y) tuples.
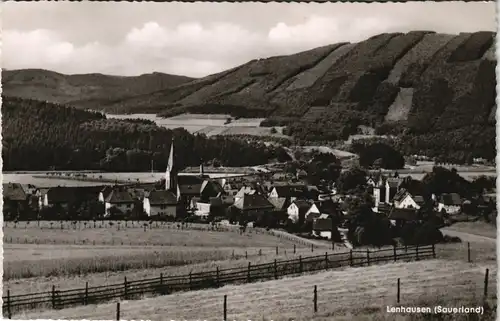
(3, 244), (434, 316)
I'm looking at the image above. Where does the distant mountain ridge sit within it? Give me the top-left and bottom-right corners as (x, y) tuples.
(2, 31), (496, 162)
(2, 68), (195, 110)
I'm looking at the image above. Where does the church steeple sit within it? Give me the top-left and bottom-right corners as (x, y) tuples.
(165, 137), (178, 193)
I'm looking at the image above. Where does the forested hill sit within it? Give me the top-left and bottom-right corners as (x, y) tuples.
(2, 69), (194, 110)
(2, 97), (290, 171)
(3, 31), (496, 162)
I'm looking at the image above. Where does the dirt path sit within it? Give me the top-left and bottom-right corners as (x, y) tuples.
(440, 228), (496, 244)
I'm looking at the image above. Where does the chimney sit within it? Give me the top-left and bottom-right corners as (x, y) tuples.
(200, 158), (205, 177)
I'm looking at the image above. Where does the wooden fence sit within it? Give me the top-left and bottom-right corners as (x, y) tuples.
(3, 244), (435, 317)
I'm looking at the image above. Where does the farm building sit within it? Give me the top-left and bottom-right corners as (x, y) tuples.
(143, 190), (178, 217)
(393, 189), (425, 210)
(312, 214), (334, 239)
(388, 208), (421, 227)
(234, 194), (274, 216)
(437, 193), (462, 215)
(269, 184), (308, 201)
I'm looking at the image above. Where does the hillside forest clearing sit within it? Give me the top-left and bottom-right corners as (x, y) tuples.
(18, 259), (497, 320)
(107, 113), (289, 138)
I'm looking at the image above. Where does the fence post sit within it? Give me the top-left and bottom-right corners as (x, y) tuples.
(216, 267), (220, 287)
(116, 302), (120, 321)
(124, 277), (128, 299)
(245, 251), (248, 259)
(416, 245), (419, 261)
(432, 243), (436, 258)
(294, 244), (296, 254)
(311, 244), (314, 252)
(85, 281), (89, 305)
(223, 294), (227, 321)
(325, 252), (328, 269)
(393, 245), (397, 262)
(274, 259), (278, 279)
(276, 246), (278, 255)
(484, 269), (489, 300)
(52, 285), (56, 309)
(259, 249), (262, 256)
(397, 278), (400, 303)
(349, 250), (353, 266)
(313, 285), (318, 313)
(467, 242), (471, 263)
(7, 290), (12, 319)
(189, 272), (192, 290)
(366, 249), (370, 266)
(247, 262), (251, 283)
(160, 273), (163, 286)
(232, 250), (234, 259)
(299, 256), (303, 274)
(405, 244), (408, 252)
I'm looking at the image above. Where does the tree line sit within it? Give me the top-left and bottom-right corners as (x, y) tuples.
(2, 97), (289, 171)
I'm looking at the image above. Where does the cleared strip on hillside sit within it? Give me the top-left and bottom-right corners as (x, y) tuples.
(387, 33), (455, 85)
(285, 44), (356, 91)
(22, 260), (496, 321)
(384, 88), (414, 122)
(177, 45), (337, 105)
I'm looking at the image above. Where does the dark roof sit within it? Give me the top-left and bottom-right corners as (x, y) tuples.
(393, 188), (409, 203)
(413, 195), (425, 206)
(128, 188), (148, 200)
(234, 194), (274, 211)
(440, 193), (462, 206)
(268, 197), (289, 210)
(100, 186), (114, 199)
(46, 186), (103, 204)
(378, 203), (392, 214)
(306, 212), (321, 222)
(293, 199), (311, 210)
(273, 184), (308, 198)
(3, 183), (27, 201)
(388, 208), (419, 221)
(315, 200), (339, 215)
(387, 178), (403, 188)
(313, 217), (333, 231)
(147, 190), (177, 205)
(105, 190), (135, 204)
(235, 186), (257, 198)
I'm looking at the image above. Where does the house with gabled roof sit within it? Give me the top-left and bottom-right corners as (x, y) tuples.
(388, 208), (421, 227)
(104, 188), (135, 216)
(437, 193), (462, 215)
(394, 191), (426, 210)
(312, 215), (335, 239)
(287, 199), (311, 224)
(143, 190), (178, 218)
(234, 194), (274, 216)
(305, 199), (339, 221)
(3, 183), (29, 216)
(269, 184), (308, 202)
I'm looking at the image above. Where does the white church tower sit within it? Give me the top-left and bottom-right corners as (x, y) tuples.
(165, 138), (180, 200)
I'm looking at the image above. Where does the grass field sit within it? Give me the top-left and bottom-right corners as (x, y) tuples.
(19, 259), (497, 320)
(4, 245), (343, 294)
(444, 222), (497, 239)
(3, 221), (305, 248)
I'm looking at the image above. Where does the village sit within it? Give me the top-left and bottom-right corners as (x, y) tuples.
(4, 139), (496, 249)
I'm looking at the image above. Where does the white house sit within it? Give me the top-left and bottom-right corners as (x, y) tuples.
(143, 190), (178, 217)
(234, 186), (257, 202)
(393, 189), (425, 210)
(269, 184), (308, 202)
(305, 200), (339, 222)
(287, 199), (311, 223)
(437, 193), (462, 215)
(104, 189), (135, 216)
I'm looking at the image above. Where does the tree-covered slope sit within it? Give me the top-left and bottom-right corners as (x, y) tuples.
(2, 97), (289, 171)
(2, 69), (194, 111)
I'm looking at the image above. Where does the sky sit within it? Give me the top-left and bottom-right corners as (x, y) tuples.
(2, 2), (496, 78)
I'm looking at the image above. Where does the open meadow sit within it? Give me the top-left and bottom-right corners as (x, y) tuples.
(4, 221), (332, 295)
(19, 259), (497, 320)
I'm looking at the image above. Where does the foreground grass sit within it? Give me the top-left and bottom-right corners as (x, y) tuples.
(445, 221), (497, 239)
(4, 245), (345, 294)
(19, 259), (496, 320)
(3, 223), (303, 248)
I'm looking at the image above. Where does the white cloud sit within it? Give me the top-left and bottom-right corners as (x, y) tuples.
(0, 9), (489, 78)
